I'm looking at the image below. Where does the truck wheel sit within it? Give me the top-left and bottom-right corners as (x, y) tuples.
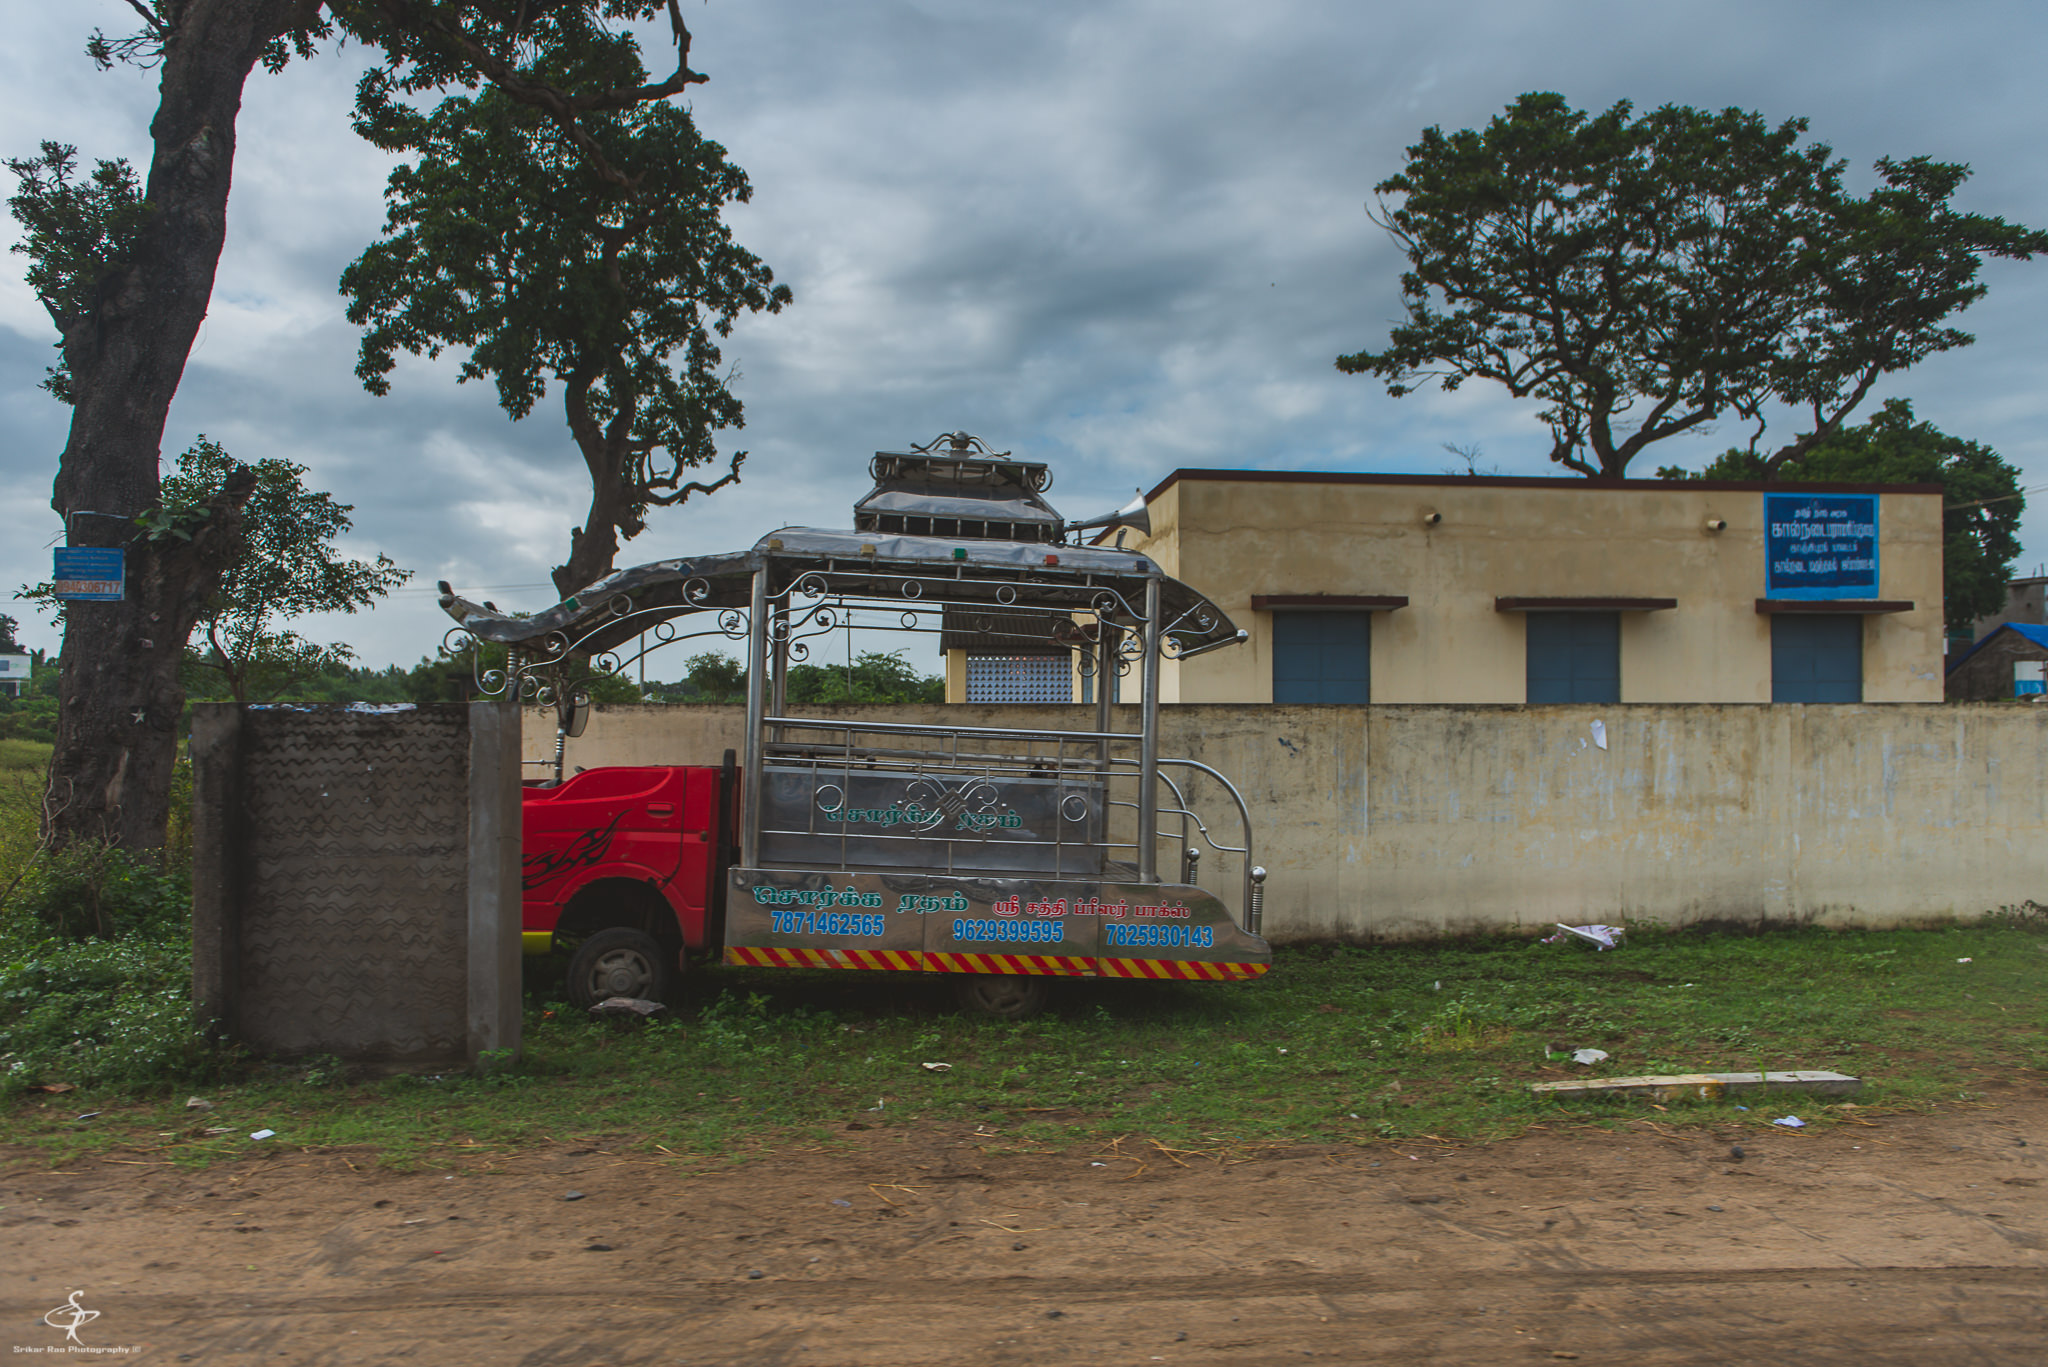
(566, 928), (673, 1008)
(953, 973), (1051, 1020)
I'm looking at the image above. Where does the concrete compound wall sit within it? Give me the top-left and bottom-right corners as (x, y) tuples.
(193, 701), (523, 1066)
(531, 702), (2046, 940)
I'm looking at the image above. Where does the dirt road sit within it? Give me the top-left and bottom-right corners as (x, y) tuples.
(5, 1099), (2045, 1365)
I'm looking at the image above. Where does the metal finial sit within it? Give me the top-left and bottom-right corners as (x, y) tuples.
(909, 431), (1012, 459)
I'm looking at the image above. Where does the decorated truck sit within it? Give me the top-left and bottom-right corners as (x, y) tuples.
(449, 432), (1271, 1017)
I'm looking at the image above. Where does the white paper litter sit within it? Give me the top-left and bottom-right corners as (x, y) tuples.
(1771, 1116), (1806, 1129)
(1543, 924), (1622, 950)
(1571, 1048), (1610, 1065)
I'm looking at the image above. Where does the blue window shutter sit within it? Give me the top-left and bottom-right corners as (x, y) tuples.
(1771, 616), (1863, 702)
(1272, 611), (1370, 703)
(1526, 613), (1620, 704)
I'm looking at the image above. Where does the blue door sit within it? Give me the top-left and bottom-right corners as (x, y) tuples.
(1771, 616), (1863, 702)
(1272, 611), (1370, 703)
(1525, 612), (1620, 703)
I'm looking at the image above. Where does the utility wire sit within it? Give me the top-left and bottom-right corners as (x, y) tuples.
(1946, 484), (2046, 511)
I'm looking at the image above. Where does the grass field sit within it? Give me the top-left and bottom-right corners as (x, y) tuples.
(0, 739), (51, 776)
(5, 912), (2043, 1168)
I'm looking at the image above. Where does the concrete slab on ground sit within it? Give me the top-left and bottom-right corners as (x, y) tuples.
(1530, 1070), (1862, 1102)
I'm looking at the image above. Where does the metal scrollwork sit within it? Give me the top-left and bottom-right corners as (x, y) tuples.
(909, 431), (1011, 459)
(904, 773), (1004, 840)
(446, 597), (756, 704)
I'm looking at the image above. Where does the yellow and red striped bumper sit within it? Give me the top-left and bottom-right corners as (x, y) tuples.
(723, 945), (1266, 980)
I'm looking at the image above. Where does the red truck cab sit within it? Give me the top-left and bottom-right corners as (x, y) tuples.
(521, 763), (730, 1005)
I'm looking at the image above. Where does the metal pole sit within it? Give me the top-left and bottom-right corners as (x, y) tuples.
(1093, 619), (1117, 858)
(1089, 618), (1122, 856)
(1138, 575), (1161, 881)
(1094, 620), (1115, 733)
(770, 607), (789, 742)
(553, 697), (567, 786)
(741, 564), (770, 868)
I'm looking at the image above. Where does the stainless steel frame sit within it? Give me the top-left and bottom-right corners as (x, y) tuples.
(439, 488), (1265, 933)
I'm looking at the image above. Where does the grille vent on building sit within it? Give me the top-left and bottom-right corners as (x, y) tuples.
(965, 654), (1073, 704)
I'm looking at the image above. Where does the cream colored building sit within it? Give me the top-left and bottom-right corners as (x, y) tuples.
(947, 471), (1944, 704)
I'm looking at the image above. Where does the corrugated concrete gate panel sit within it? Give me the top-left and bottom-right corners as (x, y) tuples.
(192, 701), (521, 1068)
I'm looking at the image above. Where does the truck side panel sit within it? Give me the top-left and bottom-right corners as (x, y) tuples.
(723, 868), (1269, 979)
(521, 766), (722, 949)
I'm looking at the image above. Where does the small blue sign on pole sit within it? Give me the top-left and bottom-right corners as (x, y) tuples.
(53, 547), (126, 601)
(1764, 493), (1879, 600)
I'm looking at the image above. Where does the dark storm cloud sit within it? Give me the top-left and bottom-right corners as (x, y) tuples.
(5, 1), (2047, 666)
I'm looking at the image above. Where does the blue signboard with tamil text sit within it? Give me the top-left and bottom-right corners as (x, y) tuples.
(52, 547), (126, 601)
(1764, 493), (1879, 601)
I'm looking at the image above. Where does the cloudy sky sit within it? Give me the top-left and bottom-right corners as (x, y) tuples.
(5, 0), (2046, 671)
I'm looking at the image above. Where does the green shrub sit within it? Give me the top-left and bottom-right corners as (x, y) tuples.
(12, 842), (189, 942)
(0, 934), (216, 1097)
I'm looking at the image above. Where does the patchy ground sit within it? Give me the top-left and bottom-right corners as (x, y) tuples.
(4, 1099), (2045, 1366)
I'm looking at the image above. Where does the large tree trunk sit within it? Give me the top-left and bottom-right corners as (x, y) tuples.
(552, 466), (632, 601)
(45, 0), (310, 854)
(550, 375), (636, 600)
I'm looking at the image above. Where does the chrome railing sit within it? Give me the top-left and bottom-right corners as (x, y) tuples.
(744, 713), (1261, 932)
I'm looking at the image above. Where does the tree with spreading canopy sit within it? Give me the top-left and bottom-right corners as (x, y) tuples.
(1659, 400), (2026, 634)
(165, 438), (412, 702)
(9, 0), (735, 853)
(23, 437), (411, 703)
(341, 24), (790, 599)
(1338, 93), (2048, 478)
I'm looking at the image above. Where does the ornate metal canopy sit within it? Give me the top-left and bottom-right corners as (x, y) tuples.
(436, 434), (1244, 702)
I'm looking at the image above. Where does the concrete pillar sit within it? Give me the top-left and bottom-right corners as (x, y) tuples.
(189, 703), (242, 1039)
(467, 700), (524, 1064)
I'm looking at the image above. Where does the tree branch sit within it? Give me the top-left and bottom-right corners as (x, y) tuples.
(645, 448), (744, 505)
(120, 0), (171, 40)
(1763, 364), (1884, 473)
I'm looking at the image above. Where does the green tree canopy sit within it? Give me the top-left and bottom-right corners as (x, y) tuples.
(165, 438), (411, 703)
(1339, 93), (2048, 478)
(643, 651), (748, 704)
(1661, 399), (2025, 631)
(785, 651), (945, 707)
(638, 650), (944, 705)
(4, 141), (151, 404)
(342, 22), (790, 599)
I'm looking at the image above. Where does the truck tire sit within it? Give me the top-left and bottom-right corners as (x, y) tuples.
(952, 973), (1051, 1020)
(566, 928), (673, 1008)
